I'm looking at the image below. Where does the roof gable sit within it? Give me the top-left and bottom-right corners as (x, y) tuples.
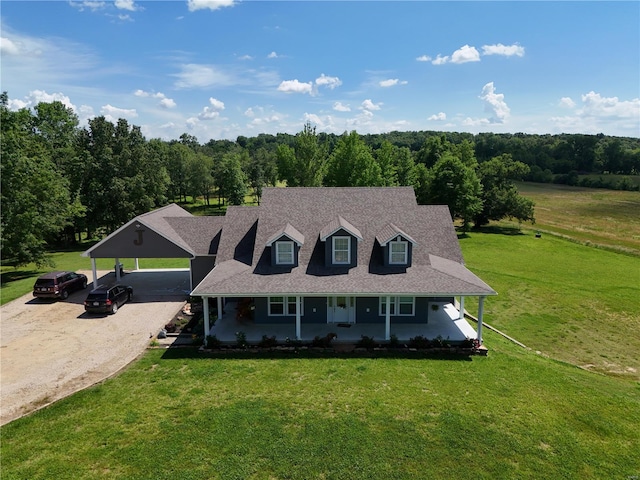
(319, 216), (363, 242)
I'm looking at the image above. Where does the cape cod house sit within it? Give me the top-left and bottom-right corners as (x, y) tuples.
(83, 187), (496, 344)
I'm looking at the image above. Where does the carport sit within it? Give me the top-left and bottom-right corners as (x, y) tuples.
(82, 204), (224, 292)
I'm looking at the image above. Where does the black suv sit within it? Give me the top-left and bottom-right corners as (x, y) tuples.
(33, 271), (88, 300)
(84, 284), (133, 314)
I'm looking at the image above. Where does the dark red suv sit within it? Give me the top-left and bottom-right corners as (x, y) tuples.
(33, 271), (88, 300)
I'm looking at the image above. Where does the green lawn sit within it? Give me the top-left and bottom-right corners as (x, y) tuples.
(511, 182), (640, 255)
(460, 229), (640, 380)
(1, 335), (639, 480)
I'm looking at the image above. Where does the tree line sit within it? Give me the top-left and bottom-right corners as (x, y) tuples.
(2, 92), (638, 267)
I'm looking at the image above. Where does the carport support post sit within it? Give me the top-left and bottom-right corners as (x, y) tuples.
(134, 258), (139, 270)
(91, 258), (98, 288)
(477, 296), (485, 344)
(203, 298), (210, 339)
(385, 296), (391, 340)
(459, 296), (465, 320)
(295, 296), (301, 340)
(115, 257), (121, 282)
(217, 297), (223, 322)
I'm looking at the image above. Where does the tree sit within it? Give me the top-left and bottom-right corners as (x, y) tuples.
(186, 153), (214, 205)
(276, 122), (327, 187)
(325, 131), (383, 187)
(217, 153), (248, 205)
(473, 154), (535, 227)
(1, 94), (74, 266)
(422, 154), (483, 230)
(395, 147), (417, 186)
(374, 141), (399, 186)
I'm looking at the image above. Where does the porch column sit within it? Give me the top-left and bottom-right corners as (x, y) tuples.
(295, 296), (301, 340)
(459, 296), (465, 320)
(203, 297), (210, 338)
(217, 297), (223, 321)
(115, 257), (121, 281)
(477, 296), (485, 344)
(134, 258), (139, 270)
(385, 295), (391, 341)
(91, 258), (98, 288)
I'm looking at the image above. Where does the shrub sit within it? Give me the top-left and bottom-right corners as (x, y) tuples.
(408, 335), (431, 349)
(258, 335), (278, 348)
(235, 331), (247, 348)
(206, 335), (221, 349)
(356, 335), (377, 349)
(388, 334), (400, 348)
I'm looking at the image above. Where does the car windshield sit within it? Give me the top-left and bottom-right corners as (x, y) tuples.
(86, 292), (107, 301)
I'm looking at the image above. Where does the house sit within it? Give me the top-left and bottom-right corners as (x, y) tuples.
(191, 187), (496, 344)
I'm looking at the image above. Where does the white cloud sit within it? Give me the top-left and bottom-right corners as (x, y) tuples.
(481, 43), (525, 57)
(416, 55), (431, 62)
(560, 97), (576, 108)
(379, 79), (407, 88)
(361, 99), (382, 111)
(187, 0), (235, 12)
(462, 117), (491, 127)
(333, 102), (351, 112)
(8, 90), (76, 111)
(267, 51), (279, 59)
(479, 82), (510, 123)
(135, 89), (176, 108)
(244, 107), (255, 117)
(432, 54), (449, 65)
(198, 97), (225, 120)
(580, 91), (639, 118)
(315, 74), (342, 90)
(0, 36), (20, 55)
(101, 104), (138, 121)
(451, 45), (481, 64)
(238, 54), (253, 61)
(278, 79), (313, 94)
(173, 64), (235, 88)
(302, 113), (337, 132)
(114, 0), (139, 11)
(69, 1), (107, 12)
(428, 112), (447, 121)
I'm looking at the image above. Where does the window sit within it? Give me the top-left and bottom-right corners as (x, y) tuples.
(276, 241), (294, 265)
(379, 296), (415, 316)
(389, 239), (408, 264)
(332, 236), (351, 264)
(269, 296), (303, 316)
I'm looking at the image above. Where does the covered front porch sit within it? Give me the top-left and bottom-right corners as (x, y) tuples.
(204, 299), (483, 345)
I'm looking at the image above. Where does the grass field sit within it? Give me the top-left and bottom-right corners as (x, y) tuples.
(1, 335), (638, 480)
(2, 184), (639, 479)
(511, 182), (640, 256)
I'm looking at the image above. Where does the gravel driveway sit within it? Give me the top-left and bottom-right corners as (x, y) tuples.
(0, 269), (190, 425)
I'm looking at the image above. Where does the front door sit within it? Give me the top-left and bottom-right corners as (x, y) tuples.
(327, 296), (355, 323)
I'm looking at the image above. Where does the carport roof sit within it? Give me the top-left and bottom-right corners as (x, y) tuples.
(83, 204), (224, 258)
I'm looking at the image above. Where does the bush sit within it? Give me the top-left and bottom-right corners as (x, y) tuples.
(408, 335), (431, 349)
(356, 335), (377, 349)
(206, 335), (221, 349)
(258, 335), (278, 348)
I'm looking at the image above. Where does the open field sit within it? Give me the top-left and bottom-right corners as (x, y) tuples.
(1, 337), (638, 480)
(510, 182), (640, 255)
(460, 229), (640, 380)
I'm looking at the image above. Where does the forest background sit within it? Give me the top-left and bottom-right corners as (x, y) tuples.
(2, 92), (639, 268)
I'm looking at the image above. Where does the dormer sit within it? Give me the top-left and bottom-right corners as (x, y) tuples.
(376, 224), (417, 267)
(266, 223), (304, 267)
(320, 216), (363, 268)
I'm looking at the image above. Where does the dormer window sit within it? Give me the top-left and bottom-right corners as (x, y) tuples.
(332, 236), (351, 264)
(376, 224), (416, 267)
(275, 241), (294, 265)
(389, 238), (408, 264)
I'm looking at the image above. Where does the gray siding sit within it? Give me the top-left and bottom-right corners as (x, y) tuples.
(90, 223), (192, 259)
(269, 235), (300, 267)
(191, 256), (216, 287)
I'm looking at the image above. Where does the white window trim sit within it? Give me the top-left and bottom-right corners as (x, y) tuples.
(268, 296), (303, 316)
(332, 236), (351, 264)
(389, 239), (408, 265)
(379, 296), (415, 316)
(275, 240), (294, 265)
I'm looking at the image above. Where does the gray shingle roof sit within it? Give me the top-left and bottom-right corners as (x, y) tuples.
(265, 223), (305, 246)
(376, 223), (417, 246)
(192, 187), (496, 297)
(319, 215), (363, 242)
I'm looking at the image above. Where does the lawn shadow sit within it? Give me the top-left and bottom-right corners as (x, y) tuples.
(0, 269), (41, 286)
(457, 225), (527, 240)
(160, 346), (474, 362)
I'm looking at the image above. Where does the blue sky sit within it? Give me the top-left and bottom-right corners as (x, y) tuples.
(1, 1), (639, 142)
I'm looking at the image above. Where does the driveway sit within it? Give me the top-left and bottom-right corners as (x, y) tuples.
(0, 269), (190, 425)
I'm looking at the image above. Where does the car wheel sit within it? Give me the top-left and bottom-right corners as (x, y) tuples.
(61, 290), (69, 300)
(111, 303), (118, 314)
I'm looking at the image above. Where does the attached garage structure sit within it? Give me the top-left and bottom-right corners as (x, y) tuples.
(82, 204), (224, 290)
